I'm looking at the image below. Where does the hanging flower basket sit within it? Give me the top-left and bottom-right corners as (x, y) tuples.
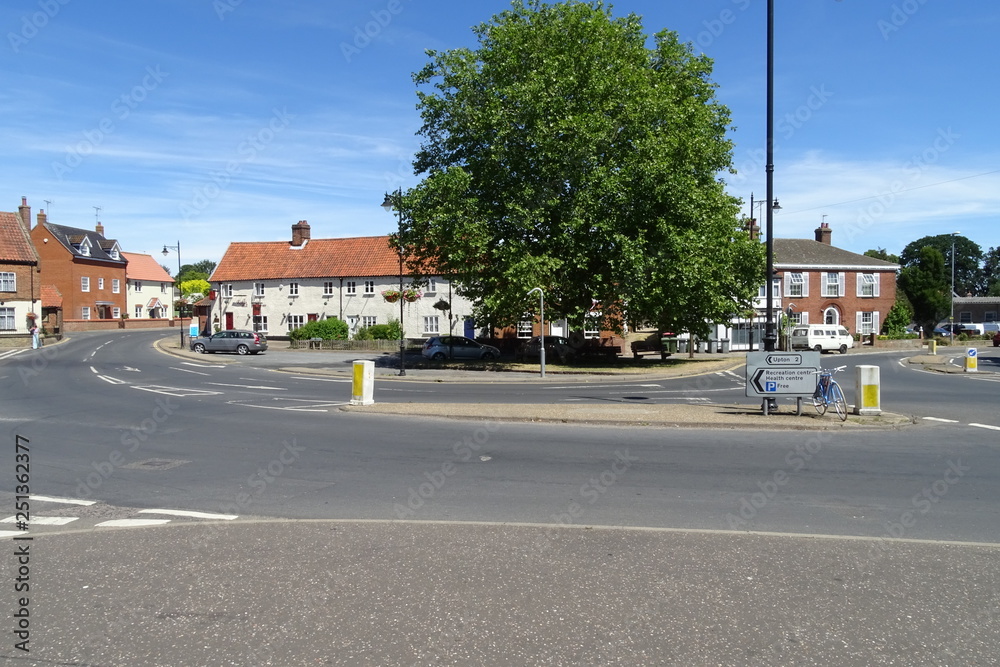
(26, 312), (38, 320)
(381, 289), (401, 303)
(402, 288), (422, 303)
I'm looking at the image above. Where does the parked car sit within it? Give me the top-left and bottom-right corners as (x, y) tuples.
(994, 331), (1000, 347)
(789, 324), (854, 354)
(422, 335), (500, 361)
(515, 335), (576, 363)
(190, 330), (267, 355)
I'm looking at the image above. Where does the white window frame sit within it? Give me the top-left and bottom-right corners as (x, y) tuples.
(364, 280), (375, 295)
(362, 315), (377, 328)
(112, 306), (120, 319)
(423, 315), (439, 334)
(222, 284), (233, 298)
(824, 272), (844, 298)
(346, 281), (357, 295)
(82, 307), (91, 320)
(0, 272), (15, 292)
(0, 307), (14, 331)
(98, 278), (105, 290)
(134, 280), (142, 292)
(288, 282), (299, 297)
(857, 273), (879, 297)
(288, 314), (305, 331)
(81, 276), (90, 292)
(79, 239), (91, 257)
(517, 319), (533, 338)
(254, 283), (265, 297)
(112, 279), (120, 294)
(252, 315), (268, 332)
(426, 279), (438, 295)
(135, 305), (143, 318)
(323, 281), (334, 297)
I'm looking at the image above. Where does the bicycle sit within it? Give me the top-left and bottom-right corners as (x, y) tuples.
(812, 365), (848, 421)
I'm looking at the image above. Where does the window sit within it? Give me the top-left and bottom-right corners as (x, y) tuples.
(758, 278), (781, 298)
(857, 273), (879, 297)
(986, 311), (997, 323)
(135, 305), (143, 318)
(517, 319), (533, 338)
(364, 280), (375, 295)
(323, 281), (334, 297)
(82, 307), (91, 320)
(254, 283), (265, 297)
(288, 314), (304, 331)
(252, 315), (268, 332)
(0, 308), (14, 331)
(426, 279), (438, 295)
(1, 272), (15, 291)
(584, 315), (601, 339)
(81, 276), (90, 292)
(787, 272), (804, 297)
(362, 315), (377, 328)
(959, 312), (972, 324)
(346, 281), (357, 295)
(98, 278), (105, 290)
(288, 282), (299, 296)
(788, 312), (803, 325)
(79, 240), (91, 257)
(161, 282), (167, 292)
(859, 312), (875, 334)
(112, 307), (120, 319)
(423, 315), (439, 334)
(134, 280), (142, 292)
(112, 279), (120, 294)
(824, 272), (842, 297)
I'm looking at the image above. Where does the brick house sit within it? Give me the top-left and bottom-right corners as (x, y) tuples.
(122, 252), (174, 320)
(0, 199), (42, 347)
(208, 221), (475, 339)
(951, 297), (999, 325)
(28, 206), (127, 326)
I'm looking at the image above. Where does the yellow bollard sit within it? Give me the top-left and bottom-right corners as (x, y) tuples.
(350, 360), (375, 405)
(854, 365), (881, 416)
(927, 339), (937, 355)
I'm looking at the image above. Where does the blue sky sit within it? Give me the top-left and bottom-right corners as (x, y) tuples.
(2, 0), (998, 267)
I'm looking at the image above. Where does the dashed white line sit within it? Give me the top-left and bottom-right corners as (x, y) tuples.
(171, 367), (211, 376)
(207, 382), (287, 390)
(923, 417), (959, 423)
(96, 519), (172, 528)
(30, 495), (96, 506)
(1, 516), (78, 526)
(137, 509), (237, 520)
(970, 423), (1000, 431)
(289, 376), (353, 383)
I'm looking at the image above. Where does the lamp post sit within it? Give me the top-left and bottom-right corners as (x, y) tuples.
(162, 241), (183, 348)
(527, 287), (545, 378)
(750, 193), (781, 351)
(382, 190), (406, 376)
(950, 231), (962, 332)
(764, 0), (778, 353)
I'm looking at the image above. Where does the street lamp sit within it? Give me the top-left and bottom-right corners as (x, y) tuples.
(950, 231), (962, 331)
(382, 190), (406, 376)
(764, 0), (778, 353)
(749, 193), (781, 351)
(527, 287), (545, 378)
(162, 241), (183, 347)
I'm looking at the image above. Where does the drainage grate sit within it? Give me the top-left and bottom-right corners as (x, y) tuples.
(122, 458), (190, 471)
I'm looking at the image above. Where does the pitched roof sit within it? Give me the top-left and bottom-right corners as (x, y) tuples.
(122, 252), (174, 282)
(0, 211), (39, 263)
(42, 284), (62, 308)
(774, 239), (899, 270)
(41, 222), (126, 264)
(210, 235), (407, 282)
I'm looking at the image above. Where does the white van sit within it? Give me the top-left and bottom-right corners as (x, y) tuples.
(789, 324), (854, 354)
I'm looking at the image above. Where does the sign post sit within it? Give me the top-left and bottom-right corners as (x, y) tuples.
(746, 351), (821, 415)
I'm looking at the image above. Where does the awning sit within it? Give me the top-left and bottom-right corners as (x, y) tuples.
(146, 298), (164, 309)
(95, 301), (117, 305)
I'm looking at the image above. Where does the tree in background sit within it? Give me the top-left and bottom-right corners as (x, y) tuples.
(179, 279), (211, 299)
(898, 246), (949, 334)
(881, 299), (913, 336)
(864, 248), (900, 264)
(900, 235), (983, 296)
(399, 0), (763, 333)
(982, 246), (1000, 296)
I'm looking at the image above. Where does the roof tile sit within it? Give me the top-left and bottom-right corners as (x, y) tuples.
(0, 211), (39, 263)
(210, 236), (410, 282)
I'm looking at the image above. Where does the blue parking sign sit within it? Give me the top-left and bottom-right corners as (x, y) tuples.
(765, 381), (777, 392)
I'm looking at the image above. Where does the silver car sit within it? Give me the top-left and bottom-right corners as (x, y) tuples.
(422, 335), (500, 361)
(190, 330), (268, 355)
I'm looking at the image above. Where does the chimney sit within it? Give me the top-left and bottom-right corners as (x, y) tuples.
(290, 220), (311, 247)
(96, 221), (105, 237)
(814, 222), (832, 245)
(746, 217), (761, 242)
(18, 197), (30, 233)
(36, 209), (47, 228)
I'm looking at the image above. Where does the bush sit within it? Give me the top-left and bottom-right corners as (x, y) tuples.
(289, 318), (349, 340)
(354, 319), (403, 341)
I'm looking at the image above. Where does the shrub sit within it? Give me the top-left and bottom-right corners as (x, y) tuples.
(289, 317), (349, 340)
(354, 319), (403, 341)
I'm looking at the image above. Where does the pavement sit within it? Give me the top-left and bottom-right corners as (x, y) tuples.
(149, 336), (978, 430)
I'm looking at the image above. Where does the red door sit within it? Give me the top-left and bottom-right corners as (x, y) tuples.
(308, 313), (318, 322)
(225, 312), (234, 329)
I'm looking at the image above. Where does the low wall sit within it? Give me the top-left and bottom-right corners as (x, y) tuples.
(0, 333), (31, 349)
(63, 318), (193, 332)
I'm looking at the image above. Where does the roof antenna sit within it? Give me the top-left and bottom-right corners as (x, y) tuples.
(44, 199), (52, 217)
(93, 206), (102, 224)
(821, 214), (828, 225)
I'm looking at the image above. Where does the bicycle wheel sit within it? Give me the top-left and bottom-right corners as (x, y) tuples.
(830, 382), (848, 421)
(812, 389), (827, 415)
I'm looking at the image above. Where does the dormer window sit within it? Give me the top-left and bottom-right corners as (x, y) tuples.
(79, 238), (92, 257)
(110, 248), (120, 260)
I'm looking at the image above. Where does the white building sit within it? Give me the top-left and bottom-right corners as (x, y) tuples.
(123, 252), (174, 319)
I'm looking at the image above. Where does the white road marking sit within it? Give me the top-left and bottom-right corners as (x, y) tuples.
(97, 375), (127, 385)
(289, 376), (353, 383)
(133, 385), (222, 397)
(181, 361), (225, 368)
(548, 383), (664, 389)
(0, 531), (25, 538)
(206, 382), (287, 390)
(96, 519), (172, 527)
(923, 417), (959, 423)
(171, 367), (211, 376)
(970, 423), (1000, 431)
(1, 516), (77, 526)
(0, 349), (25, 360)
(137, 509), (238, 520)
(30, 495), (97, 506)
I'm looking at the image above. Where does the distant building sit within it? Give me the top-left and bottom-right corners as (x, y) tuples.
(0, 198), (42, 346)
(123, 252), (174, 319)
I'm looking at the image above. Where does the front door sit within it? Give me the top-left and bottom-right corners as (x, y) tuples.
(225, 312), (234, 329)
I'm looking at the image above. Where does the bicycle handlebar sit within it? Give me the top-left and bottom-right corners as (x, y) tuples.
(812, 365), (847, 374)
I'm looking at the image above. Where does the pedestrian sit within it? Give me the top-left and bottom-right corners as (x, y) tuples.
(30, 324), (40, 349)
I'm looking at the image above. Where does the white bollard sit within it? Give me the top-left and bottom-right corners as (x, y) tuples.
(853, 364), (881, 416)
(350, 360), (375, 406)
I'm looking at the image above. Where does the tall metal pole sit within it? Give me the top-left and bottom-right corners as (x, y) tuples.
(162, 241), (182, 347)
(950, 231), (960, 331)
(528, 287), (545, 378)
(764, 0), (777, 353)
(395, 189), (406, 376)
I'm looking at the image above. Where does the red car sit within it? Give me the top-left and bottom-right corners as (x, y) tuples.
(993, 331), (1000, 347)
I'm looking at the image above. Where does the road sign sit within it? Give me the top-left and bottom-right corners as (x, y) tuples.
(746, 351), (820, 397)
(966, 347), (978, 373)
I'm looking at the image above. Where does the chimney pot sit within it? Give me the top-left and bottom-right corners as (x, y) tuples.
(815, 223), (832, 245)
(291, 220), (311, 247)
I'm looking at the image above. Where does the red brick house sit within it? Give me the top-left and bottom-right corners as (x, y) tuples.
(0, 199), (41, 346)
(28, 204), (127, 326)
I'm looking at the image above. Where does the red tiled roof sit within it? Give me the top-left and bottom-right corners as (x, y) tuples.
(0, 211), (39, 263)
(210, 235), (414, 282)
(42, 284), (62, 308)
(123, 252), (175, 282)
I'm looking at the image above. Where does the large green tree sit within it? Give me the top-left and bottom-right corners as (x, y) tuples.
(897, 246), (949, 334)
(398, 0), (763, 332)
(899, 234), (983, 297)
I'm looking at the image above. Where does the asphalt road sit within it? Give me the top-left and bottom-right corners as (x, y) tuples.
(1, 330), (998, 665)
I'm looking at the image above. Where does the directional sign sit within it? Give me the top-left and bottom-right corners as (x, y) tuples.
(746, 350), (820, 397)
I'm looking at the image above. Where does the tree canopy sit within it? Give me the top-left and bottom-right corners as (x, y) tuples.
(899, 234), (982, 297)
(398, 0), (763, 332)
(898, 246), (949, 334)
